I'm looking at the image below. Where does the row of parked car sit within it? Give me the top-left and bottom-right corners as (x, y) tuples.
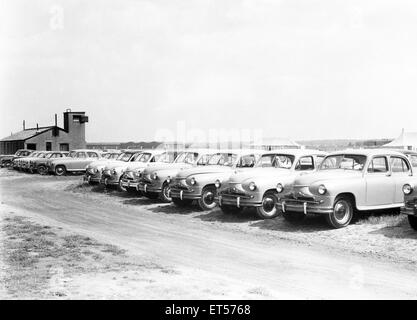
(2, 147), (417, 230)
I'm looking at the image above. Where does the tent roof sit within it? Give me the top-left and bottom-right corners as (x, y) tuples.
(383, 131), (417, 148)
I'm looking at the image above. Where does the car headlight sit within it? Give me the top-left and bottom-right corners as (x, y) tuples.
(403, 184), (413, 195)
(276, 183), (284, 193)
(249, 182), (256, 191)
(152, 172), (158, 180)
(318, 185), (327, 195)
(166, 176), (171, 184)
(190, 177), (196, 185)
(215, 179), (221, 188)
(112, 169), (117, 175)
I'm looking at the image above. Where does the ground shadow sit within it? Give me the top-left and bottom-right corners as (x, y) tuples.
(250, 214), (331, 233)
(122, 198), (162, 206)
(148, 203), (198, 215)
(193, 207), (259, 223)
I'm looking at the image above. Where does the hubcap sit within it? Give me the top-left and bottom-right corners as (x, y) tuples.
(262, 197), (275, 214)
(56, 167), (64, 174)
(334, 200), (351, 224)
(203, 191), (214, 205)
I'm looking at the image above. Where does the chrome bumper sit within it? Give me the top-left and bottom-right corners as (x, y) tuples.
(215, 194), (261, 207)
(277, 198), (333, 215)
(170, 188), (201, 200)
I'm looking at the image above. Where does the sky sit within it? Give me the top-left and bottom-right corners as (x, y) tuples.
(1, 0), (417, 143)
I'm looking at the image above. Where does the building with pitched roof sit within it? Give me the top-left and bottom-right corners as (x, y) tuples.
(0, 109), (88, 154)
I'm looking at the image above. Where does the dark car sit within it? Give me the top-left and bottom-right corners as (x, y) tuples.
(0, 149), (33, 168)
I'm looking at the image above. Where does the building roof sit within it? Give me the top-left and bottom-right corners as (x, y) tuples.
(382, 130), (417, 148)
(0, 127), (54, 142)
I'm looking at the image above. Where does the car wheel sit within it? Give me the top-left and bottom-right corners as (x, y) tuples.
(256, 191), (279, 219)
(3, 161), (12, 168)
(408, 215), (417, 231)
(37, 165), (48, 175)
(54, 165), (66, 176)
(326, 196), (354, 229)
(220, 205), (243, 215)
(198, 186), (217, 210)
(282, 211), (305, 223)
(172, 197), (193, 207)
(159, 183), (172, 203)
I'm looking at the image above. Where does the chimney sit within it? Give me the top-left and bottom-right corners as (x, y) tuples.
(55, 114), (58, 127)
(36, 123), (39, 131)
(23, 120), (25, 130)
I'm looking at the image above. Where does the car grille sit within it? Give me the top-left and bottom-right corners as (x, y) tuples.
(171, 178), (189, 190)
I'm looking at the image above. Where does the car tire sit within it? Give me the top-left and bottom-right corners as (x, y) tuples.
(408, 215), (417, 231)
(282, 211), (305, 223)
(3, 160), (12, 168)
(159, 182), (172, 203)
(325, 196), (354, 229)
(54, 165), (66, 176)
(220, 205), (243, 215)
(37, 165), (48, 175)
(198, 186), (217, 210)
(172, 197), (193, 207)
(256, 191), (279, 219)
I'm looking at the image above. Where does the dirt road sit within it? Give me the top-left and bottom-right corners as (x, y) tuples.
(1, 170), (417, 299)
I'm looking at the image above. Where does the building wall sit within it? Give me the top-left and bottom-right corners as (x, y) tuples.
(25, 129), (86, 151)
(0, 141), (25, 154)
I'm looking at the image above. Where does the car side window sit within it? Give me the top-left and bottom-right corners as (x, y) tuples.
(237, 155), (256, 168)
(368, 156), (388, 173)
(390, 157), (410, 174)
(76, 152), (87, 158)
(295, 156), (314, 171)
(87, 152), (98, 158)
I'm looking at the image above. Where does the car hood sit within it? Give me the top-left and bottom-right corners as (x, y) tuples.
(176, 165), (235, 179)
(88, 159), (123, 169)
(294, 169), (363, 185)
(227, 167), (292, 184)
(142, 162), (193, 172)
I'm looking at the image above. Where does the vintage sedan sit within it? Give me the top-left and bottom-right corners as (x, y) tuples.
(170, 150), (263, 210)
(216, 149), (327, 218)
(0, 149), (33, 168)
(278, 149), (415, 229)
(17, 151), (50, 172)
(47, 150), (104, 175)
(135, 149), (219, 202)
(31, 151), (69, 174)
(121, 150), (181, 195)
(84, 150), (140, 184)
(100, 149), (169, 190)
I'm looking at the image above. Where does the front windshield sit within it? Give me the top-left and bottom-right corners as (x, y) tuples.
(320, 154), (367, 171)
(135, 153), (152, 163)
(38, 153), (47, 158)
(29, 152), (38, 157)
(45, 153), (53, 159)
(256, 154), (295, 169)
(154, 152), (176, 163)
(174, 152), (199, 164)
(409, 155), (417, 167)
(108, 153), (120, 160)
(117, 152), (133, 162)
(102, 153), (111, 159)
(207, 153), (237, 166)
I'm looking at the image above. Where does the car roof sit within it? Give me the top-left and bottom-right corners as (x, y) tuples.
(259, 149), (327, 157)
(328, 148), (409, 158)
(71, 149), (105, 153)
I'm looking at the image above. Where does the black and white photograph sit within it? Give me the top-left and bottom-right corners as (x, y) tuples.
(1, 0), (417, 304)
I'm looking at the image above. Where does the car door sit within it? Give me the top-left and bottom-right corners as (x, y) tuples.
(390, 156), (413, 204)
(365, 156), (395, 206)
